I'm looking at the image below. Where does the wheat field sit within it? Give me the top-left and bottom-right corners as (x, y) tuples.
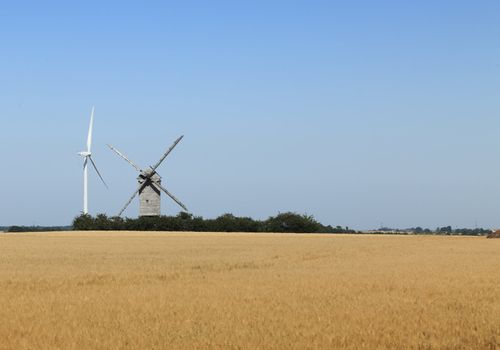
(0, 232), (498, 349)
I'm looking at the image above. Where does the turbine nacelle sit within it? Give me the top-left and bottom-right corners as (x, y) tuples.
(78, 151), (91, 157)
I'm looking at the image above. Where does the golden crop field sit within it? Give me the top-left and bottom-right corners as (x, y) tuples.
(0, 232), (498, 349)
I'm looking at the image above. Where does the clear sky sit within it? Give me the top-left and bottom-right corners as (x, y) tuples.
(1, 1), (499, 229)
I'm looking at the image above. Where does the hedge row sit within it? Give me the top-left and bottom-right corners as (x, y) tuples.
(72, 212), (355, 234)
(6, 226), (71, 232)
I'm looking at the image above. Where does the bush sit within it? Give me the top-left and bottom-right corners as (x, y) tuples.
(72, 214), (94, 230)
(264, 212), (321, 233)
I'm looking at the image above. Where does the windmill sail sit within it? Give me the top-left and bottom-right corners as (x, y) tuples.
(109, 135), (187, 217)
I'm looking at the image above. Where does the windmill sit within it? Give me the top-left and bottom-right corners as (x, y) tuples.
(107, 136), (188, 217)
(77, 107), (107, 214)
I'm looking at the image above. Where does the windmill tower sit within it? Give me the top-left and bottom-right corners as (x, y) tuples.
(77, 107), (107, 214)
(108, 136), (187, 216)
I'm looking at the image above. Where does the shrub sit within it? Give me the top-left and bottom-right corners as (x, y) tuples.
(73, 214), (94, 230)
(264, 212), (321, 233)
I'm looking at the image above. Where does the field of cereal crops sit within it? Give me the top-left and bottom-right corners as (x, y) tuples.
(0, 232), (498, 349)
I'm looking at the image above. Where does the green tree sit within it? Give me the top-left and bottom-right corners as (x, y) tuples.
(72, 213), (94, 230)
(264, 212), (321, 233)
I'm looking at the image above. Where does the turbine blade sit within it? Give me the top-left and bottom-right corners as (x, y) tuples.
(89, 156), (108, 188)
(151, 135), (184, 172)
(151, 179), (188, 212)
(107, 144), (142, 172)
(118, 181), (147, 216)
(87, 106), (94, 152)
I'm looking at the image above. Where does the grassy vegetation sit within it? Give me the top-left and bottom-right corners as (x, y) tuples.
(0, 232), (498, 349)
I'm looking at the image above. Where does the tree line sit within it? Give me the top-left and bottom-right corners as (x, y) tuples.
(6, 225), (71, 232)
(411, 226), (491, 236)
(376, 226), (491, 236)
(72, 212), (355, 233)
(3, 216), (493, 235)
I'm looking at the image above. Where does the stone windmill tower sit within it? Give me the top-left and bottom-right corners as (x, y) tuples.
(108, 136), (187, 216)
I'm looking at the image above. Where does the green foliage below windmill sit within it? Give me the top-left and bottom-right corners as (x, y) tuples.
(72, 212), (355, 233)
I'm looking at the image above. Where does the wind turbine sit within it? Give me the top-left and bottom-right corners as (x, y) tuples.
(78, 107), (107, 214)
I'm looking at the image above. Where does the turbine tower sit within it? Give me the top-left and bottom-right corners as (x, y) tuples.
(78, 107), (107, 214)
(108, 136), (187, 217)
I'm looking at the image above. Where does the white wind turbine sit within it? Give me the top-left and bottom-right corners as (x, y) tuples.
(78, 107), (107, 214)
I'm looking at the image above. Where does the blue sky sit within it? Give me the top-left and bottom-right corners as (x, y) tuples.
(1, 1), (499, 229)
